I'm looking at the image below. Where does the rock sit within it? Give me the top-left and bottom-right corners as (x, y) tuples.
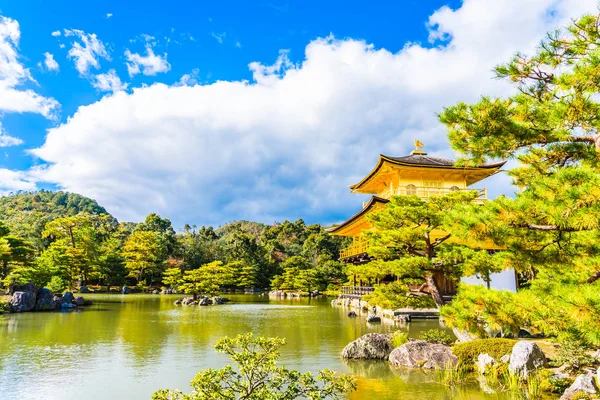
(35, 288), (55, 311)
(212, 296), (230, 305)
(11, 283), (36, 295)
(121, 286), (129, 294)
(198, 296), (212, 306)
(53, 296), (64, 310)
(341, 333), (393, 359)
(366, 314), (381, 323)
(561, 374), (599, 400)
(9, 291), (37, 312)
(500, 354), (510, 363)
(62, 292), (74, 304)
(508, 341), (548, 378)
(389, 340), (457, 369)
(152, 289), (159, 294)
(182, 297), (197, 306)
(83, 299), (93, 306)
(476, 353), (496, 374)
(61, 302), (76, 309)
(173, 299), (182, 305)
(347, 311), (357, 317)
(80, 286), (90, 293)
(74, 296), (85, 306)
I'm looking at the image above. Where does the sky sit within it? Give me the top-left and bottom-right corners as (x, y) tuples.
(0, 0), (597, 229)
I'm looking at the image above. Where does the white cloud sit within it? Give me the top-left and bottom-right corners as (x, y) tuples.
(0, 168), (36, 193)
(175, 68), (200, 87)
(235, 41), (242, 48)
(124, 44), (170, 77)
(91, 69), (127, 92)
(51, 30), (61, 37)
(26, 0), (598, 226)
(64, 29), (110, 76)
(0, 16), (59, 118)
(43, 52), (59, 72)
(0, 123), (23, 147)
(211, 32), (225, 44)
(106, 13), (113, 19)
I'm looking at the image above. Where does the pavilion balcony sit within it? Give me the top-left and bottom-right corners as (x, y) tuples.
(339, 241), (368, 259)
(373, 186), (487, 204)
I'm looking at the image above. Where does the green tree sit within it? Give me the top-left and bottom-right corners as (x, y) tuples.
(122, 231), (167, 285)
(152, 333), (355, 400)
(180, 261), (234, 299)
(162, 267), (183, 289)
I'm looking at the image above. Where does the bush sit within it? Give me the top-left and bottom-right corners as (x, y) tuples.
(452, 339), (515, 370)
(46, 276), (66, 294)
(0, 299), (8, 313)
(553, 338), (596, 373)
(391, 331), (409, 348)
(363, 282), (436, 310)
(419, 329), (454, 345)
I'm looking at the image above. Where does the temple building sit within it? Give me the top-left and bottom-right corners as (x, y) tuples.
(328, 141), (515, 295)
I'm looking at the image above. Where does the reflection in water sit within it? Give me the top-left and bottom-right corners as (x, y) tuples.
(0, 294), (505, 399)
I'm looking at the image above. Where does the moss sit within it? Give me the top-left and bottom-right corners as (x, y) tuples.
(452, 339), (515, 370)
(419, 329), (454, 345)
(391, 331), (409, 348)
(571, 392), (592, 400)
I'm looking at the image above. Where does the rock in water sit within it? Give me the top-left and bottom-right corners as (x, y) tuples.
(198, 296), (211, 306)
(62, 292), (74, 304)
(9, 291), (37, 313)
(347, 311), (357, 317)
(173, 299), (182, 305)
(476, 354), (496, 374)
(121, 286), (129, 294)
(366, 314), (381, 323)
(560, 374), (599, 400)
(80, 286), (91, 293)
(74, 296), (85, 306)
(182, 297), (197, 306)
(35, 288), (55, 311)
(389, 340), (457, 369)
(508, 341), (548, 377)
(341, 333), (393, 359)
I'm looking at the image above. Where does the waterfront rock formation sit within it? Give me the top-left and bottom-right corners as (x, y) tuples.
(9, 290), (37, 312)
(389, 340), (457, 369)
(341, 333), (393, 359)
(560, 374), (598, 400)
(35, 288), (55, 311)
(508, 341), (548, 377)
(475, 353), (496, 374)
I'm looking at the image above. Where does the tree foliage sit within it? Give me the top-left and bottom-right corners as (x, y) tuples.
(152, 333), (355, 400)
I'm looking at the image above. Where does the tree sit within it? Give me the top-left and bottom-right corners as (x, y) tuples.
(136, 213), (177, 256)
(180, 261), (234, 299)
(162, 267), (183, 289)
(437, 11), (600, 346)
(122, 231), (167, 285)
(152, 333), (355, 400)
(364, 191), (483, 308)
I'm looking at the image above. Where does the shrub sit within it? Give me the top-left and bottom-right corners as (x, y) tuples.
(452, 339), (515, 370)
(0, 299), (8, 313)
(363, 282), (436, 310)
(391, 331), (409, 348)
(46, 276), (67, 294)
(553, 338), (596, 373)
(419, 329), (454, 345)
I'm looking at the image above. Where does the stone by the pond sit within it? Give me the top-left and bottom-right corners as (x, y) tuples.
(35, 288), (55, 311)
(341, 333), (393, 359)
(389, 340), (457, 369)
(347, 311), (357, 317)
(508, 341), (548, 377)
(122, 286), (129, 294)
(366, 314), (381, 323)
(560, 374), (599, 400)
(212, 296), (229, 305)
(74, 296), (85, 306)
(80, 286), (91, 293)
(476, 353), (495, 374)
(62, 292), (74, 304)
(9, 291), (37, 313)
(198, 296), (211, 306)
(500, 354), (510, 363)
(182, 297), (196, 306)
(173, 299), (182, 305)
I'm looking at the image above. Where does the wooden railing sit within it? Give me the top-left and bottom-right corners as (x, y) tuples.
(340, 286), (375, 298)
(339, 241), (368, 259)
(377, 186), (487, 202)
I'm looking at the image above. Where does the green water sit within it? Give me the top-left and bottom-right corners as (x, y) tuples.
(0, 294), (502, 399)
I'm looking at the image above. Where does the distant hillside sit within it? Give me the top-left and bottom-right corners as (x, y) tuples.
(216, 220), (268, 241)
(0, 190), (113, 250)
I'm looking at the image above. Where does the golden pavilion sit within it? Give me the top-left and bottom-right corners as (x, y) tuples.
(328, 141), (505, 268)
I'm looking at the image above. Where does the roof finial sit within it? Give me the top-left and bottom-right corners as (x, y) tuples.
(411, 140), (427, 155)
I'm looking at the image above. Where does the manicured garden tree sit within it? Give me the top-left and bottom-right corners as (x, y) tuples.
(438, 11), (600, 348)
(122, 230), (168, 286)
(152, 333), (355, 400)
(180, 261), (234, 299)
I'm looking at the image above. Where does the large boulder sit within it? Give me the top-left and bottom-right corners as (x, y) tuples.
(198, 296), (212, 306)
(561, 374), (599, 400)
(74, 296), (85, 306)
(11, 283), (36, 296)
(508, 341), (548, 377)
(212, 296), (229, 305)
(341, 333), (393, 359)
(62, 292), (74, 304)
(389, 340), (457, 369)
(9, 291), (37, 312)
(182, 297), (197, 306)
(366, 314), (381, 323)
(35, 288), (55, 311)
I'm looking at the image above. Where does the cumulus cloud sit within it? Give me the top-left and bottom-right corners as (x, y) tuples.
(124, 44), (170, 77)
(0, 123), (23, 147)
(91, 69), (128, 92)
(64, 29), (110, 75)
(27, 0), (598, 226)
(0, 16), (59, 118)
(42, 52), (59, 72)
(106, 13), (113, 19)
(51, 30), (61, 37)
(211, 32), (226, 44)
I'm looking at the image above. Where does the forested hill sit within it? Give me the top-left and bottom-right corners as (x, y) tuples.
(0, 190), (113, 250)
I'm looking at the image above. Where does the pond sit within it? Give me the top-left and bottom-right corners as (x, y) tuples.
(0, 294), (502, 399)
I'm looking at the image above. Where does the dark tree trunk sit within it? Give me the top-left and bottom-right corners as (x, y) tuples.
(425, 273), (445, 309)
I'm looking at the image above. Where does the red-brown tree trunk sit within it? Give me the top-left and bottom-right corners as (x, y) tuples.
(425, 273), (445, 309)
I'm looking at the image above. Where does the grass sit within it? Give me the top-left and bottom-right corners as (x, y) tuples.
(436, 362), (471, 387)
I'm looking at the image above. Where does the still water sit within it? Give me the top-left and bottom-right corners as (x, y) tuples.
(0, 294), (501, 399)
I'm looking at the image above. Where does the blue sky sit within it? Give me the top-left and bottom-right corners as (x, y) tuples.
(0, 0), (596, 228)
